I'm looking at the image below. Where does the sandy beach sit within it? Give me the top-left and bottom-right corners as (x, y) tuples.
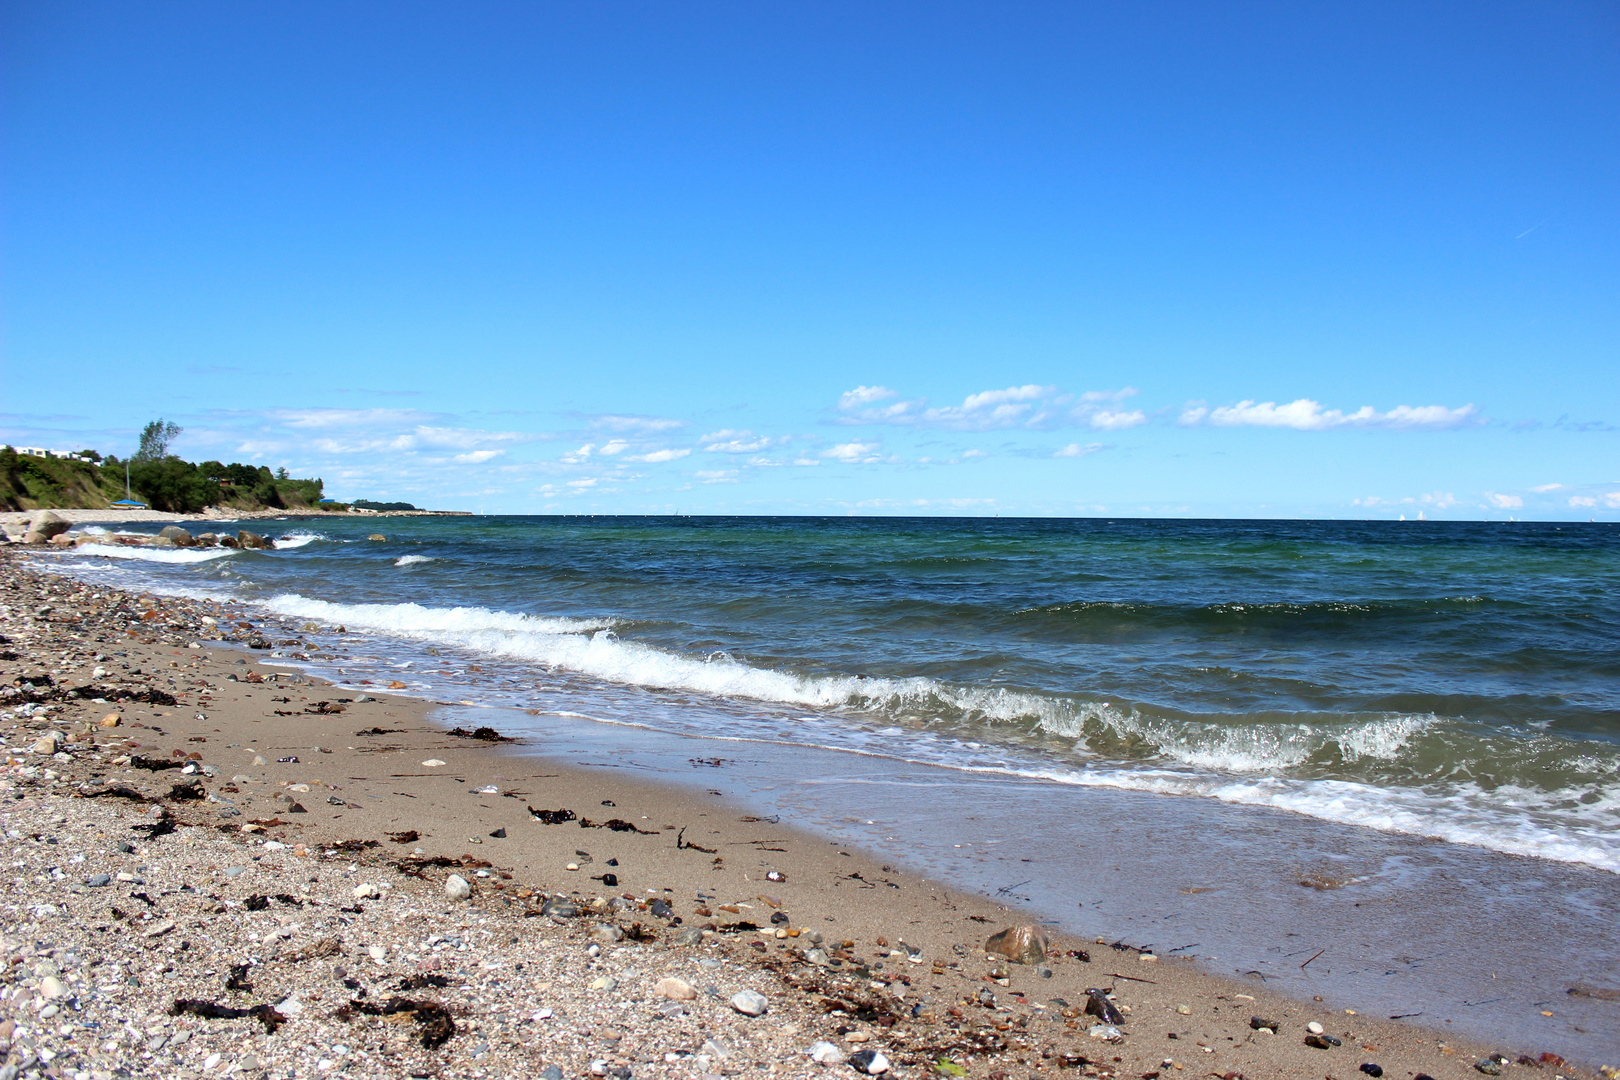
(0, 547), (1603, 1080)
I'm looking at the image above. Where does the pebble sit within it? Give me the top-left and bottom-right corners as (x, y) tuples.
(38, 977), (65, 1000)
(1307, 1021), (1325, 1034)
(421, 759), (447, 767)
(655, 977), (697, 1000)
(590, 923), (625, 944)
(1088, 1024), (1123, 1042)
(444, 874), (472, 900)
(353, 882), (380, 899)
(808, 1040), (846, 1064)
(1176, 1004), (1192, 1015)
(368, 945), (387, 961)
(84, 873), (111, 888)
(730, 989), (769, 1016)
(848, 1048), (891, 1074)
(224, 865), (247, 878)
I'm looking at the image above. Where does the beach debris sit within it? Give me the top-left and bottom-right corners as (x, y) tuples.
(337, 997), (457, 1049)
(1476, 1057), (1509, 1076)
(1361, 1065), (1385, 1077)
(171, 998), (286, 1033)
(448, 725), (514, 742)
(1087, 1024), (1123, 1042)
(1085, 989), (1124, 1025)
(421, 758), (447, 767)
(386, 830), (420, 843)
(356, 726), (405, 735)
(1306, 1034), (1342, 1049)
(529, 806), (577, 824)
(730, 989), (769, 1016)
(277, 755), (299, 763)
(984, 924), (1048, 964)
(444, 874), (472, 900)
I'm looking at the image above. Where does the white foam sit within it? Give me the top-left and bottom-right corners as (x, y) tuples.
(394, 554), (435, 567)
(72, 543), (238, 565)
(275, 532), (322, 549)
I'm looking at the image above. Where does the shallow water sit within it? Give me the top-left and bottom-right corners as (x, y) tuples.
(46, 514), (1620, 1058)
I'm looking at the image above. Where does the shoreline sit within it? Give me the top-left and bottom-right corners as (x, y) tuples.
(2, 548), (1604, 1079)
(0, 509), (470, 527)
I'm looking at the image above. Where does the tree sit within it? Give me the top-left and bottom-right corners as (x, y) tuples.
(134, 419), (182, 462)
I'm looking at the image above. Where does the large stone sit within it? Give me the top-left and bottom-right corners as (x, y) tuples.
(985, 924), (1048, 964)
(158, 525), (195, 547)
(24, 510), (70, 545)
(654, 977), (697, 1000)
(444, 874), (472, 900)
(729, 989), (769, 1016)
(237, 530), (274, 550)
(193, 533), (218, 547)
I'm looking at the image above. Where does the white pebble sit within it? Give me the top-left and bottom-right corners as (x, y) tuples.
(444, 874), (472, 900)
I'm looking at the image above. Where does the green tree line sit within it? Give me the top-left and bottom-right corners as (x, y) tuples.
(1, 420), (326, 512)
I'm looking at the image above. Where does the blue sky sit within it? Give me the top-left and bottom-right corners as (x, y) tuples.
(3, 1), (1616, 518)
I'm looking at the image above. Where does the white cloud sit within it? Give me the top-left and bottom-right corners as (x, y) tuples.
(838, 386), (897, 409)
(598, 440), (630, 456)
(835, 383), (1146, 432)
(625, 448), (691, 463)
(589, 414), (685, 433)
(694, 469), (738, 483)
(566, 477), (598, 489)
(700, 429), (781, 454)
(1530, 483), (1563, 493)
(1181, 398), (1477, 431)
(1054, 443), (1104, 458)
(961, 449), (988, 459)
(823, 441), (886, 464)
(559, 443), (596, 464)
(1568, 496), (1597, 508)
(1567, 490), (1620, 509)
(1088, 409), (1147, 430)
(273, 408), (434, 429)
(1484, 492), (1524, 509)
(452, 450), (503, 465)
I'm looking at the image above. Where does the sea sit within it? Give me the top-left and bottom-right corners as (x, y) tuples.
(47, 516), (1620, 1060)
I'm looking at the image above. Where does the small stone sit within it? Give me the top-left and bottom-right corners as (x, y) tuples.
(1476, 1060), (1504, 1076)
(251, 755), (267, 766)
(1307, 1021), (1324, 1034)
(1306, 1034), (1340, 1050)
(1249, 1016), (1278, 1031)
(1176, 1004), (1192, 1015)
(238, 1055), (260, 1071)
(589, 923), (624, 944)
(38, 976), (66, 999)
(984, 924), (1048, 964)
(99, 713), (120, 727)
(1362, 1065), (1384, 1078)
(655, 977), (697, 1000)
(672, 927), (704, 946)
(275, 994), (303, 1015)
(421, 759), (447, 767)
(353, 882), (380, 899)
(730, 989), (769, 1016)
(444, 874), (472, 900)
(589, 975), (618, 991)
(203, 1053), (221, 1070)
(368, 945), (387, 961)
(85, 873), (112, 888)
(540, 1068), (564, 1080)
(807, 1040), (845, 1064)
(224, 865), (247, 878)
(1088, 1024), (1123, 1042)
(143, 919), (176, 938)
(848, 1048), (890, 1074)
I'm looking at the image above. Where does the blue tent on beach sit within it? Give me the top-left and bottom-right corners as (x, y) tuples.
(110, 498), (147, 510)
